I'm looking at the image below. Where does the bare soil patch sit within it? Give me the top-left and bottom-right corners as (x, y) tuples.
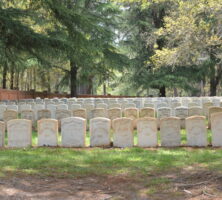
(1, 168), (222, 200)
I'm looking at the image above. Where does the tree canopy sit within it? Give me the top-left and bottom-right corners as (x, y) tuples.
(0, 0), (222, 96)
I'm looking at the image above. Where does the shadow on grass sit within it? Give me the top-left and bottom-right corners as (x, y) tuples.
(0, 147), (222, 178)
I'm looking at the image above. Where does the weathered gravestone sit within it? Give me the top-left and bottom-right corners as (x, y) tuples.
(203, 102), (213, 117)
(38, 119), (58, 146)
(208, 106), (222, 128)
(157, 107), (171, 128)
(107, 108), (122, 121)
(160, 117), (181, 147)
(175, 107), (188, 129)
(90, 117), (111, 147)
(137, 117), (157, 147)
(72, 108), (87, 119)
(3, 110), (18, 124)
(109, 103), (121, 109)
(21, 110), (35, 125)
(37, 109), (51, 120)
(188, 102), (199, 108)
(91, 108), (107, 118)
(55, 109), (72, 122)
(71, 104), (82, 110)
(46, 104), (57, 119)
(61, 117), (86, 147)
(112, 118), (133, 148)
(20, 104), (32, 112)
(7, 119), (32, 148)
(34, 104), (45, 120)
(188, 106), (203, 116)
(144, 103), (155, 108)
(211, 112), (222, 147)
(83, 103), (95, 119)
(157, 107), (171, 119)
(7, 105), (18, 111)
(96, 103), (108, 109)
(57, 104), (68, 110)
(124, 108), (138, 128)
(0, 105), (7, 121)
(0, 122), (5, 147)
(186, 116), (207, 146)
(139, 108), (155, 118)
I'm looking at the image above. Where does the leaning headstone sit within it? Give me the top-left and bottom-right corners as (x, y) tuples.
(211, 112), (222, 147)
(38, 119), (58, 146)
(3, 110), (18, 124)
(7, 119), (32, 148)
(37, 109), (51, 120)
(160, 117), (181, 147)
(175, 107), (188, 129)
(186, 116), (207, 147)
(90, 117), (111, 147)
(140, 108), (155, 118)
(188, 106), (203, 116)
(112, 118), (133, 148)
(61, 117), (86, 147)
(0, 122), (5, 147)
(72, 108), (87, 119)
(137, 117), (157, 147)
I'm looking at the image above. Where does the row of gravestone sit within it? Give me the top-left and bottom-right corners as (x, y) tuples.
(1, 96), (221, 110)
(1, 113), (222, 148)
(1, 106), (222, 129)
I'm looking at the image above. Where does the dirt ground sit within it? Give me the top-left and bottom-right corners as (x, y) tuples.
(1, 169), (222, 200)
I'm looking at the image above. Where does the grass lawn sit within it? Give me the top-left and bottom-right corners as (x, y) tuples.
(0, 130), (222, 199)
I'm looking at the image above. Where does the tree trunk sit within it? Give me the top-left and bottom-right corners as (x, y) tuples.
(15, 70), (19, 90)
(103, 83), (106, 95)
(10, 66), (14, 89)
(210, 77), (217, 96)
(70, 61), (78, 97)
(159, 86), (166, 97)
(173, 88), (178, 97)
(2, 64), (7, 89)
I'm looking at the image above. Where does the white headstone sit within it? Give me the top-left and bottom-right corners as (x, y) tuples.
(211, 112), (222, 147)
(186, 116), (207, 146)
(160, 117), (181, 147)
(37, 119), (58, 146)
(7, 119), (32, 148)
(61, 117), (86, 147)
(112, 118), (133, 148)
(0, 122), (5, 147)
(137, 117), (157, 147)
(90, 117), (111, 147)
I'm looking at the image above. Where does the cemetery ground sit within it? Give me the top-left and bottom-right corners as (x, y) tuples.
(0, 131), (222, 200)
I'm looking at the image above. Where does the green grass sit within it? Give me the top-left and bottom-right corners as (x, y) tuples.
(0, 128), (221, 179)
